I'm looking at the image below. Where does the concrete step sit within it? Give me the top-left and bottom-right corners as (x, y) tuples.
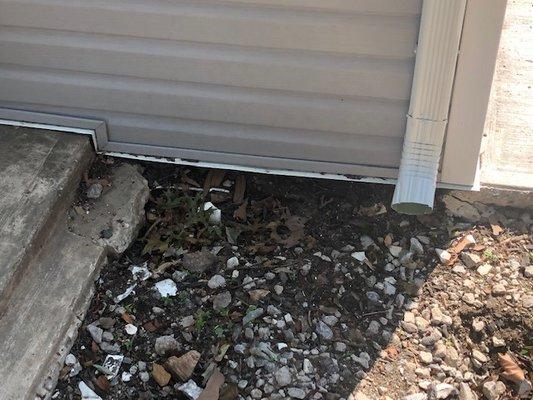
(0, 223), (106, 400)
(0, 127), (93, 316)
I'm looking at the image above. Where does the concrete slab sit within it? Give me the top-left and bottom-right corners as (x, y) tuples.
(0, 127), (93, 316)
(68, 163), (149, 256)
(0, 223), (106, 400)
(481, 0), (533, 188)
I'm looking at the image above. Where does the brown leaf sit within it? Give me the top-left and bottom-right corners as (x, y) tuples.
(143, 320), (158, 333)
(233, 200), (248, 221)
(499, 353), (525, 383)
(233, 175), (246, 204)
(449, 235), (475, 254)
(121, 312), (134, 324)
(269, 216), (306, 248)
(385, 345), (399, 359)
(152, 363), (171, 387)
(93, 375), (110, 392)
(248, 289), (270, 302)
(359, 202), (387, 217)
(197, 368), (225, 400)
(491, 224), (504, 236)
(165, 350), (201, 381)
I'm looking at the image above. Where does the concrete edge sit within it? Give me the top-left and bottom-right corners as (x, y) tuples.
(0, 135), (94, 317)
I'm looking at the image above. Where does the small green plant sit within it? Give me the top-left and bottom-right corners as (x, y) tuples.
(195, 309), (212, 332)
(123, 338), (134, 351)
(483, 249), (498, 261)
(143, 191), (223, 254)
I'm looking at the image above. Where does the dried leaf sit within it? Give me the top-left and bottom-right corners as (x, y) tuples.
(269, 216), (306, 248)
(233, 175), (246, 204)
(197, 368), (225, 400)
(152, 363), (171, 387)
(93, 375), (110, 392)
(359, 202), (387, 217)
(233, 201), (248, 221)
(215, 343), (231, 362)
(449, 235), (475, 254)
(491, 224), (504, 236)
(499, 353), (525, 383)
(121, 312), (134, 324)
(248, 289), (270, 302)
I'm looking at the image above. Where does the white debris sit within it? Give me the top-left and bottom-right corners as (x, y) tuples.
(351, 251), (367, 263)
(125, 324), (138, 335)
(65, 354), (82, 377)
(78, 381), (102, 400)
(389, 245), (403, 257)
(102, 354), (124, 379)
(114, 284), (137, 303)
(177, 379), (203, 400)
(121, 372), (132, 382)
(203, 202), (222, 224)
(130, 263), (151, 281)
(155, 279), (178, 297)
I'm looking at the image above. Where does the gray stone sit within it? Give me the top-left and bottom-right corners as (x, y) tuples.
(207, 274), (226, 289)
(182, 250), (217, 273)
(410, 237), (424, 254)
(86, 324), (103, 344)
(482, 381), (506, 400)
(213, 291), (232, 311)
(472, 349), (489, 363)
(459, 383), (478, 400)
(524, 265), (533, 278)
(275, 366), (292, 387)
(462, 253), (482, 268)
(86, 183), (103, 199)
(315, 321), (333, 340)
(100, 342), (121, 354)
(433, 383), (457, 399)
(287, 387), (306, 399)
(155, 335), (180, 356)
(366, 320), (380, 336)
(243, 308), (264, 325)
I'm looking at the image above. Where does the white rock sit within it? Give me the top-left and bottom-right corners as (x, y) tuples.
(419, 351), (433, 364)
(322, 315), (338, 326)
(389, 245), (403, 258)
(125, 324), (138, 335)
(121, 372), (132, 382)
(351, 251), (367, 263)
(404, 393), (427, 400)
(477, 264), (492, 275)
(523, 265), (533, 278)
(435, 249), (452, 265)
(65, 354), (82, 377)
(180, 315), (195, 328)
(78, 381), (102, 400)
(207, 274), (226, 289)
(227, 256), (239, 269)
(458, 383), (478, 400)
(434, 383), (457, 399)
(155, 279), (177, 297)
(178, 379), (203, 400)
(203, 202), (221, 224)
(131, 263), (152, 281)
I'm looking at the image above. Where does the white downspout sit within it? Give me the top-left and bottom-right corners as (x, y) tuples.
(392, 0), (467, 214)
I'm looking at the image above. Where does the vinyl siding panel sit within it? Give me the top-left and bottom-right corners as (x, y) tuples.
(0, 0), (421, 176)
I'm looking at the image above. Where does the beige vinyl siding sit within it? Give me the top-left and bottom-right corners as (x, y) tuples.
(0, 0), (421, 176)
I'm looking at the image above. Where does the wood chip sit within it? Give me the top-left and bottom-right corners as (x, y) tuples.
(197, 368), (225, 400)
(203, 170), (226, 195)
(152, 363), (171, 387)
(233, 200), (248, 221)
(165, 350), (201, 381)
(93, 375), (110, 392)
(121, 312), (134, 324)
(233, 175), (246, 204)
